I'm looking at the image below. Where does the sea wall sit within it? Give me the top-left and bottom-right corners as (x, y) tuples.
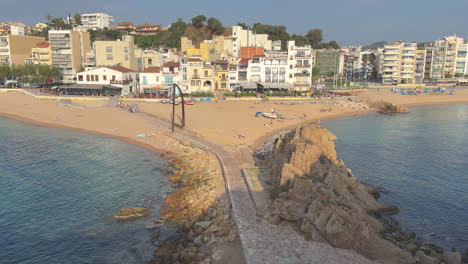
(261, 124), (416, 264)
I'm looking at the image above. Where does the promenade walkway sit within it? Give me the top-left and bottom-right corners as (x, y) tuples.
(137, 112), (375, 264)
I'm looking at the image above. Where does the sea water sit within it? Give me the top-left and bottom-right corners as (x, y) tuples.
(0, 116), (171, 264)
(323, 103), (468, 251)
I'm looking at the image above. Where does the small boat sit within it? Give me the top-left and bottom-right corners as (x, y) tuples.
(263, 113), (277, 119)
(277, 114), (286, 119)
(184, 100), (194, 105)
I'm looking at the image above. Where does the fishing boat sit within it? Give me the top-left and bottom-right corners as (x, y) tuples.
(263, 112), (277, 119)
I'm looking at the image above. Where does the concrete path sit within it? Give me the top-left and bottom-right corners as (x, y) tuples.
(137, 112), (376, 264)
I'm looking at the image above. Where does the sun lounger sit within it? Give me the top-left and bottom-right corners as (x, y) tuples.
(200, 98), (205, 102)
(206, 98), (212, 102)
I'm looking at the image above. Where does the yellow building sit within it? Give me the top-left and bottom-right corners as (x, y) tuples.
(187, 57), (214, 92)
(95, 35), (137, 70)
(0, 35), (45, 65)
(30, 41), (51, 65)
(182, 36), (227, 62)
(213, 60), (228, 90)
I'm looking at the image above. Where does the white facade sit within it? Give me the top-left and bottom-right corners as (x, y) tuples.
(231, 26), (272, 57)
(288, 40), (313, 91)
(81, 13), (114, 31)
(76, 66), (138, 95)
(10, 25), (25, 35)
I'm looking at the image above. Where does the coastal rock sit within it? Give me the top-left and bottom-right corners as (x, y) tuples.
(262, 124), (415, 263)
(113, 207), (150, 220)
(443, 251), (462, 264)
(370, 101), (409, 114)
(416, 250), (440, 264)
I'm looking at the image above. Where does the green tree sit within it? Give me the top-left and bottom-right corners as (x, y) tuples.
(454, 73), (462, 77)
(207, 17), (224, 35)
(191, 15), (206, 28)
(236, 22), (249, 30)
(0, 64), (11, 82)
(306, 29), (323, 47)
(312, 66), (320, 78)
(327, 40), (340, 49)
(73, 13), (82, 25)
(290, 34), (308, 46)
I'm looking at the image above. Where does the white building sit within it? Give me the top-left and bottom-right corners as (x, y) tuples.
(288, 40), (313, 91)
(76, 66), (138, 95)
(10, 25), (25, 36)
(230, 26), (272, 57)
(80, 13), (114, 31)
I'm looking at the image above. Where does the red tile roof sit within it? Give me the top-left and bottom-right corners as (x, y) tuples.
(36, 41), (49, 48)
(188, 58), (203, 62)
(142, 66), (161, 73)
(163, 61), (179, 67)
(106, 66), (134, 73)
(239, 58), (250, 63)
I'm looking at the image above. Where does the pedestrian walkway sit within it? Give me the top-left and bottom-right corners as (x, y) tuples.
(137, 112), (375, 264)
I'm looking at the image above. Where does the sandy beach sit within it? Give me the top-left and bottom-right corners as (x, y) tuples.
(1, 88), (468, 263)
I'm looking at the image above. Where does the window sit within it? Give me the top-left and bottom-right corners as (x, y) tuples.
(86, 75), (90, 81)
(272, 60), (279, 65)
(124, 54), (129, 61)
(280, 60), (287, 65)
(91, 75), (95, 81)
(252, 66), (261, 72)
(148, 59), (152, 65)
(106, 54), (113, 60)
(191, 80), (195, 86)
(124, 46), (129, 53)
(112, 75), (116, 81)
(165, 76), (173, 84)
(272, 67), (278, 74)
(156, 76), (159, 82)
(265, 60), (271, 65)
(304, 60), (310, 66)
(290, 65), (293, 69)
(279, 67), (285, 74)
(189, 63), (193, 66)
(265, 67), (271, 74)
(78, 75), (83, 81)
(106, 46), (112, 53)
(279, 75), (285, 82)
(205, 70), (209, 77)
(95, 75), (99, 82)
(272, 75), (278, 82)
(296, 60), (303, 67)
(265, 75), (271, 82)
(103, 75), (107, 81)
(143, 76), (147, 85)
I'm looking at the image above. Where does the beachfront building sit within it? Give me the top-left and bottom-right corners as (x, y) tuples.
(140, 66), (163, 92)
(431, 36), (465, 79)
(186, 57), (214, 92)
(228, 59), (240, 91)
(315, 50), (344, 77)
(79, 13), (114, 31)
(94, 35), (138, 71)
(181, 36), (229, 61)
(49, 30), (91, 83)
(30, 41), (51, 65)
(423, 44), (434, 80)
(161, 61), (180, 89)
(288, 40), (313, 91)
(135, 48), (180, 71)
(381, 41), (417, 84)
(213, 60), (228, 90)
(0, 35), (45, 65)
(76, 66), (138, 95)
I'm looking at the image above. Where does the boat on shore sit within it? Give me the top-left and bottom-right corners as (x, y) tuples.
(263, 113), (277, 119)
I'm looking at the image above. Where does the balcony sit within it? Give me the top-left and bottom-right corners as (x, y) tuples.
(295, 54), (311, 58)
(295, 64), (311, 68)
(294, 72), (310, 77)
(110, 80), (131, 85)
(191, 75), (200, 79)
(0, 42), (8, 47)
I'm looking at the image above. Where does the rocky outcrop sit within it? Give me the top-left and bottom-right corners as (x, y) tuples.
(113, 207), (150, 220)
(261, 124), (415, 263)
(370, 101), (409, 114)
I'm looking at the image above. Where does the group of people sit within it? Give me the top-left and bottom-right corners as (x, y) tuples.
(320, 107), (332, 112)
(115, 100), (139, 113)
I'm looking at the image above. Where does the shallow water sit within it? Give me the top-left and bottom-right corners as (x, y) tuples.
(323, 103), (468, 251)
(0, 116), (171, 264)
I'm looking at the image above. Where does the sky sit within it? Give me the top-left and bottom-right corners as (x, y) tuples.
(2, 0), (468, 46)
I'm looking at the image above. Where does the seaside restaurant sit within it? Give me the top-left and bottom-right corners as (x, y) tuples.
(236, 82), (293, 94)
(50, 84), (122, 96)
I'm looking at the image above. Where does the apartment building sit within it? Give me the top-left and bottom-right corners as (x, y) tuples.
(181, 36), (228, 61)
(456, 43), (468, 76)
(80, 13), (114, 31)
(134, 24), (161, 35)
(0, 35), (45, 65)
(30, 41), (51, 65)
(186, 57), (214, 92)
(161, 61), (180, 89)
(431, 36), (464, 79)
(140, 66), (162, 90)
(288, 40), (313, 91)
(49, 30), (91, 83)
(423, 44), (434, 80)
(213, 60), (228, 90)
(381, 41), (417, 84)
(230, 26), (272, 57)
(95, 35), (137, 70)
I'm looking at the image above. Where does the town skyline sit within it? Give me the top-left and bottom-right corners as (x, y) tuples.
(2, 0), (468, 46)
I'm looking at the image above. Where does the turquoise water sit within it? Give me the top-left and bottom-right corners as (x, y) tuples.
(323, 103), (468, 251)
(0, 117), (171, 264)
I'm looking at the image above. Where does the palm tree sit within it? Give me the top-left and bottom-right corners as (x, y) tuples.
(46, 14), (53, 26)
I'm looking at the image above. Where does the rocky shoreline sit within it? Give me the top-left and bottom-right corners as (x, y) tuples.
(256, 124), (466, 264)
(150, 142), (241, 264)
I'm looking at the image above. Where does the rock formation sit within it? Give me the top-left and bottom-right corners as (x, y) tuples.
(370, 101), (409, 114)
(261, 124), (415, 263)
(113, 207), (150, 220)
